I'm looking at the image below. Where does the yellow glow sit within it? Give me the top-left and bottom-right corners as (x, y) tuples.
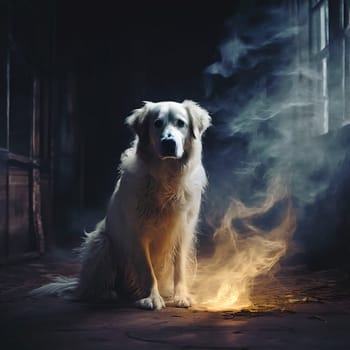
(190, 178), (296, 312)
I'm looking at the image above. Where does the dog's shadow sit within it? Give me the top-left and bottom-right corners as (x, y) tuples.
(70, 296), (188, 311)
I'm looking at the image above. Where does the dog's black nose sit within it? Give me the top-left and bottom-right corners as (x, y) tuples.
(161, 138), (177, 158)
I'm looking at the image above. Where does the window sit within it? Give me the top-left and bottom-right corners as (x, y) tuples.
(309, 0), (350, 133)
(310, 0), (329, 134)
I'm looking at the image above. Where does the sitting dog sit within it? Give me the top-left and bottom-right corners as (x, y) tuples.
(32, 100), (211, 310)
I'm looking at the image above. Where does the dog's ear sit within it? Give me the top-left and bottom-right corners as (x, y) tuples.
(125, 101), (153, 136)
(183, 100), (212, 139)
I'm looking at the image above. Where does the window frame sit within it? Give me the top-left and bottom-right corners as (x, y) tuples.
(309, 0), (350, 133)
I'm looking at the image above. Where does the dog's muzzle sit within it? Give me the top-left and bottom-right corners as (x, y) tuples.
(160, 137), (177, 158)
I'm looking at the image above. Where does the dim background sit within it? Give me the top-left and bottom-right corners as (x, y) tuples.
(0, 0), (350, 270)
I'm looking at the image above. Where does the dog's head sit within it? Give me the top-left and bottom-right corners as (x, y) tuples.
(126, 100), (211, 161)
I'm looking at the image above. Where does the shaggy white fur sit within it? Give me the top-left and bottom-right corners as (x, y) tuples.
(31, 100), (211, 310)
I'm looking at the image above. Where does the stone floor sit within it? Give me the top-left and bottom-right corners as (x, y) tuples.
(1, 252), (350, 349)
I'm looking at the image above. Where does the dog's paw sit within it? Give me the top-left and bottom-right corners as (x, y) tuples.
(135, 293), (166, 310)
(174, 294), (192, 308)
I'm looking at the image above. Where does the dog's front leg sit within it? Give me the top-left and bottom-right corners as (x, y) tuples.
(173, 236), (192, 308)
(134, 239), (165, 310)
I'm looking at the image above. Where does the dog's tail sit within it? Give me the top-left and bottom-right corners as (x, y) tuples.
(30, 276), (78, 298)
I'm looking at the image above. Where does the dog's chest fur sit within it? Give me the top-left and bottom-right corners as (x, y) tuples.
(137, 173), (191, 222)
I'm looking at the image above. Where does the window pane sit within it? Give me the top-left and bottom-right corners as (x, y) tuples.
(340, 38), (346, 124)
(321, 57), (329, 133)
(311, 9), (320, 54)
(340, 0), (344, 28)
(320, 1), (329, 50)
(311, 0), (329, 54)
(312, 58), (329, 135)
(345, 37), (350, 126)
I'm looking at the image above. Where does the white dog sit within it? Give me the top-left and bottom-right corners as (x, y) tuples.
(32, 100), (211, 310)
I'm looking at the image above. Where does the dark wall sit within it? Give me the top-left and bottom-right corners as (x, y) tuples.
(295, 125), (350, 269)
(52, 1), (239, 241)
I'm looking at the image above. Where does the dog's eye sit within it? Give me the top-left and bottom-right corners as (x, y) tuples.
(176, 119), (186, 128)
(154, 119), (163, 128)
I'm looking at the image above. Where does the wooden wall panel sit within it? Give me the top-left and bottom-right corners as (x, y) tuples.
(40, 174), (50, 246)
(8, 167), (32, 258)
